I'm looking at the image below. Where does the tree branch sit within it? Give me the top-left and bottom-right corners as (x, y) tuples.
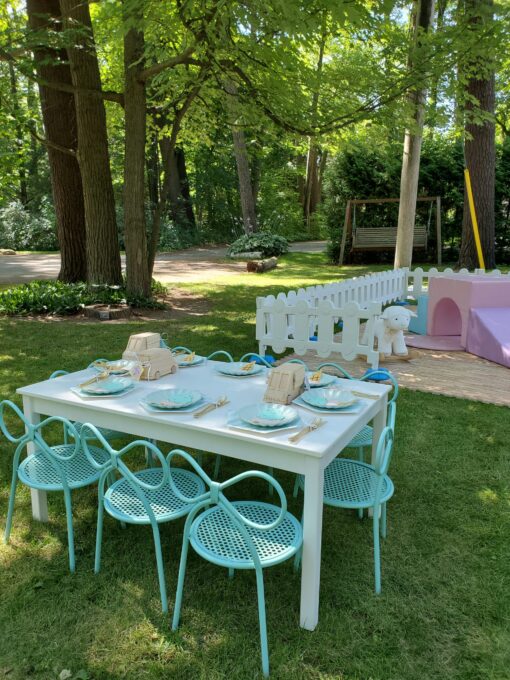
(138, 46), (201, 82)
(29, 128), (76, 157)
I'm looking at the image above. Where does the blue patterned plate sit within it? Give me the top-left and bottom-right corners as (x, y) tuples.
(237, 403), (298, 428)
(175, 354), (205, 367)
(216, 362), (265, 377)
(81, 377), (133, 395)
(143, 388), (202, 410)
(293, 394), (363, 415)
(91, 359), (138, 375)
(300, 388), (358, 410)
(306, 371), (337, 388)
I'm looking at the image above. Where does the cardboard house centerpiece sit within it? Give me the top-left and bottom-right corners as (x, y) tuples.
(122, 332), (178, 380)
(264, 362), (305, 405)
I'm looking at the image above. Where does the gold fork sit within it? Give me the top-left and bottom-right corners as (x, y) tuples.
(193, 395), (230, 418)
(288, 417), (325, 444)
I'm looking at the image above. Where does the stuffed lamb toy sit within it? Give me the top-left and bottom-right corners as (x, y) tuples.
(373, 306), (416, 356)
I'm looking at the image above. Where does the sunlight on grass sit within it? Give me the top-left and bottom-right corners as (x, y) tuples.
(0, 253), (509, 679)
(477, 488), (499, 504)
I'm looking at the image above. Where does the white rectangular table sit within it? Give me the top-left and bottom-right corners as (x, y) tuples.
(18, 361), (390, 631)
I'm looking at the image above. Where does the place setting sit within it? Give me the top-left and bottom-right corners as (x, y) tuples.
(215, 359), (266, 378)
(71, 375), (137, 400)
(227, 402), (305, 435)
(293, 387), (365, 415)
(171, 349), (206, 367)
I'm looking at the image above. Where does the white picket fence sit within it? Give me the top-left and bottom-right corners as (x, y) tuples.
(255, 266), (508, 368)
(408, 267), (508, 296)
(256, 299), (382, 367)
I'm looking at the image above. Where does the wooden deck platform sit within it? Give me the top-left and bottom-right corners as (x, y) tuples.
(283, 345), (510, 408)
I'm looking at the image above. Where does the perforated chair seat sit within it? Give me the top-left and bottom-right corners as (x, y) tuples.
(189, 501), (302, 570)
(296, 458), (394, 509)
(18, 445), (108, 491)
(323, 459), (393, 509)
(104, 468), (205, 525)
(72, 421), (122, 442)
(346, 424), (373, 449)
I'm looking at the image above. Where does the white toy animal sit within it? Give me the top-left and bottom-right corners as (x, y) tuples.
(373, 306), (416, 356)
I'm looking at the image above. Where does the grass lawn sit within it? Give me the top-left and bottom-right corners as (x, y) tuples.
(0, 253), (509, 680)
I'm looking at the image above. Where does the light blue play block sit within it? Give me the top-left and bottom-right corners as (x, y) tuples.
(409, 294), (429, 335)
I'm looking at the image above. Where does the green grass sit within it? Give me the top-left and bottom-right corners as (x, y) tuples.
(1, 253), (509, 680)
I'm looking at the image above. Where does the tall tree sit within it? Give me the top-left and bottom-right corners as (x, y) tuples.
(394, 0), (436, 269)
(459, 0), (496, 269)
(122, 0), (151, 297)
(225, 79), (257, 235)
(27, 0), (87, 282)
(60, 0), (122, 285)
(303, 24), (327, 231)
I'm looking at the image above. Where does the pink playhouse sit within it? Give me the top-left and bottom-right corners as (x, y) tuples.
(421, 275), (510, 368)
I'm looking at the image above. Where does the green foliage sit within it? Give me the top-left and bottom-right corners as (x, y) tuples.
(228, 233), (289, 258)
(0, 280), (165, 316)
(0, 199), (58, 251)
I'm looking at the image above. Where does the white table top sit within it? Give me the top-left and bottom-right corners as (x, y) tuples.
(18, 360), (390, 463)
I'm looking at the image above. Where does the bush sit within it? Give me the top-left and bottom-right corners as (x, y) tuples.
(0, 280), (165, 316)
(227, 233), (289, 258)
(0, 199), (58, 251)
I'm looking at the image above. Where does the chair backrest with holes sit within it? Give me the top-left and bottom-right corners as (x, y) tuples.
(80, 424), (170, 525)
(0, 400), (80, 490)
(167, 449), (288, 569)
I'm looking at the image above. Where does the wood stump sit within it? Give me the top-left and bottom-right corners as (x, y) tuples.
(247, 257), (278, 273)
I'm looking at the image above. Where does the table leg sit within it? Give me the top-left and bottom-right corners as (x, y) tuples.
(300, 460), (324, 631)
(22, 396), (48, 522)
(371, 393), (388, 466)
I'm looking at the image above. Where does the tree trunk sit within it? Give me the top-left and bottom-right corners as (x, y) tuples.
(394, 0), (435, 269)
(27, 0), (87, 282)
(459, 0), (496, 269)
(303, 26), (327, 230)
(175, 147), (196, 230)
(123, 2), (151, 297)
(60, 0), (121, 285)
(459, 74), (496, 269)
(225, 80), (257, 234)
(8, 61), (28, 206)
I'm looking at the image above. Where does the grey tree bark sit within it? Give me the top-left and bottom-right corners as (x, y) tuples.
(394, 0), (435, 269)
(123, 1), (151, 297)
(225, 80), (257, 235)
(60, 0), (122, 285)
(459, 0), (496, 269)
(27, 0), (87, 282)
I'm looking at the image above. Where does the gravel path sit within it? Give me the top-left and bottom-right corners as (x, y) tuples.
(0, 241), (326, 285)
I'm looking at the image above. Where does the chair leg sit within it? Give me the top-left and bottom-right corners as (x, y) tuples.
(94, 500), (105, 574)
(255, 568), (270, 678)
(63, 489), (75, 573)
(358, 446), (364, 462)
(373, 509), (381, 595)
(381, 503), (387, 539)
(151, 523), (168, 613)
(172, 537), (191, 631)
(357, 506), (363, 520)
(145, 441), (155, 467)
(213, 454), (221, 480)
(292, 475), (301, 498)
(267, 467), (274, 496)
(4, 467), (18, 543)
(228, 568), (235, 579)
(293, 546), (302, 573)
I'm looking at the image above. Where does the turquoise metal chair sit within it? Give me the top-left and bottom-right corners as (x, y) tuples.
(1, 400), (109, 572)
(316, 362), (399, 463)
(169, 449), (302, 678)
(50, 369), (124, 443)
(80, 425), (205, 613)
(295, 426), (395, 594)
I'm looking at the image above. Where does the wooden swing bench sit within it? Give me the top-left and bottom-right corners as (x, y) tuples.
(352, 224), (428, 252)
